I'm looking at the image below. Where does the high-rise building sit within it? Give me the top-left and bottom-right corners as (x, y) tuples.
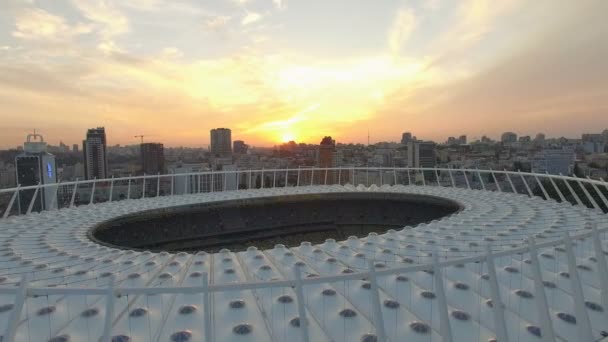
(83, 127), (108, 180)
(401, 132), (412, 144)
(582, 133), (606, 153)
(210, 128), (232, 157)
(407, 141), (436, 168)
(0, 164), (16, 188)
(140, 143), (165, 174)
(501, 132), (518, 144)
(582, 133), (604, 143)
(533, 133), (546, 147)
(15, 133), (57, 214)
(534, 133), (545, 142)
(72, 144), (79, 153)
(169, 163), (206, 195)
(458, 135), (467, 144)
(233, 140), (249, 154)
(317, 136), (336, 167)
(531, 149), (575, 175)
(59, 141), (69, 153)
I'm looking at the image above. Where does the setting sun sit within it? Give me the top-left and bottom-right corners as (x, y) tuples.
(281, 133), (296, 142)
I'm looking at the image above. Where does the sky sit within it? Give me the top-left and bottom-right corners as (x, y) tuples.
(0, 0), (607, 148)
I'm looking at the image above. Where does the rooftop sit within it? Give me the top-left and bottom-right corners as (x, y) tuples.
(0, 167), (607, 341)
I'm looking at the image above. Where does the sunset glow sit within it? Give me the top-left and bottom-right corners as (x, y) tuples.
(0, 1), (606, 148)
(281, 133), (296, 143)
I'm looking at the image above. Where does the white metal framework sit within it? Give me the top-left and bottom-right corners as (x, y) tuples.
(0, 167), (607, 342)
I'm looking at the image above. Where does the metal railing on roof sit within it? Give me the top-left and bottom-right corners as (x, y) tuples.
(1, 167), (607, 218)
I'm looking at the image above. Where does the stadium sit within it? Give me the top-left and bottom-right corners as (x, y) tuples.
(1, 167), (608, 342)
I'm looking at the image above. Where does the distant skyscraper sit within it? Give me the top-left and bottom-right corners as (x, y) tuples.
(582, 133), (604, 143)
(83, 127), (108, 180)
(72, 144), (79, 153)
(58, 141), (69, 153)
(15, 133), (57, 214)
(501, 132), (517, 144)
(407, 141), (436, 168)
(318, 136), (336, 167)
(233, 140), (249, 154)
(534, 133), (546, 142)
(140, 143), (165, 174)
(401, 132), (412, 144)
(458, 135), (467, 144)
(210, 128), (232, 157)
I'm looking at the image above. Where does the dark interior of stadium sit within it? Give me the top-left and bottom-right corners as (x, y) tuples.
(90, 192), (462, 252)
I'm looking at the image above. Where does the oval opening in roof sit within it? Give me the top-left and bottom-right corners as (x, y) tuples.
(90, 192), (461, 253)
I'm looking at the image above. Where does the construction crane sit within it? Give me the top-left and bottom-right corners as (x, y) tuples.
(134, 135), (145, 144)
(134, 135), (156, 144)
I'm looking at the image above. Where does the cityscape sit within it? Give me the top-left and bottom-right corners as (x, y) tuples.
(2, 125), (607, 215)
(1, 126), (607, 189)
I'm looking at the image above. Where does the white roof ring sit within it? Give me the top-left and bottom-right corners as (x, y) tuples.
(0, 167), (607, 342)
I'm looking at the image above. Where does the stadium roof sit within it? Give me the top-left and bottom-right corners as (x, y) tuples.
(1, 169), (608, 341)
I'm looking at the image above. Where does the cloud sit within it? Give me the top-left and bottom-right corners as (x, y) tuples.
(424, 0), (525, 68)
(424, 0), (441, 11)
(0, 64), (91, 97)
(456, 0), (523, 42)
(1, 0), (606, 148)
(97, 40), (122, 54)
(71, 0), (129, 39)
(252, 35), (269, 44)
(241, 12), (262, 26)
(161, 47), (183, 59)
(377, 1), (608, 140)
(119, 0), (162, 11)
(119, 0), (206, 15)
(12, 8), (92, 41)
(204, 15), (231, 31)
(388, 9), (417, 55)
(273, 0), (286, 10)
(1, 0), (33, 11)
(247, 103), (319, 133)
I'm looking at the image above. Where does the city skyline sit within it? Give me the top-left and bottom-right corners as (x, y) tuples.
(0, 127), (605, 150)
(1, 1), (607, 148)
